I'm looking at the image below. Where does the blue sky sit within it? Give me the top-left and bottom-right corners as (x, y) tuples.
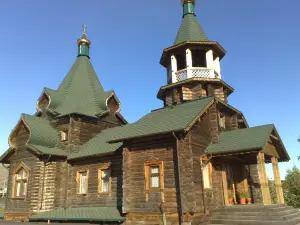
(0, 0), (299, 178)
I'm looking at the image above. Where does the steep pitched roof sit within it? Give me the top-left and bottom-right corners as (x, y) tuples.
(21, 114), (60, 148)
(43, 56), (112, 118)
(0, 114), (66, 163)
(174, 13), (208, 45)
(30, 207), (125, 222)
(108, 97), (214, 142)
(205, 124), (290, 161)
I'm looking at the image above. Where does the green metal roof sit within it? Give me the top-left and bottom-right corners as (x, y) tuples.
(0, 114), (66, 162)
(44, 56), (112, 118)
(22, 114), (66, 156)
(69, 127), (123, 160)
(174, 13), (208, 45)
(29, 145), (66, 157)
(69, 97), (214, 160)
(22, 114), (60, 148)
(30, 207), (125, 222)
(108, 97), (214, 142)
(205, 124), (275, 154)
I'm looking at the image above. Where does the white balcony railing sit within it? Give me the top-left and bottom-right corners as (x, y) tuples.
(174, 67), (219, 82)
(175, 69), (188, 81)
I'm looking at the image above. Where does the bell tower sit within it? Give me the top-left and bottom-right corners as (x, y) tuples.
(157, 0), (234, 106)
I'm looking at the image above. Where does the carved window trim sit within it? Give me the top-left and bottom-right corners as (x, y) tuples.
(98, 164), (112, 195)
(76, 168), (89, 195)
(144, 160), (164, 192)
(201, 157), (213, 189)
(12, 162), (30, 199)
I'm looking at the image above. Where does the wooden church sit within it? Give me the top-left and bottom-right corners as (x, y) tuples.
(0, 1), (293, 224)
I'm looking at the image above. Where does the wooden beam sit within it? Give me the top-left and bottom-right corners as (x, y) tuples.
(221, 165), (229, 206)
(257, 152), (271, 204)
(270, 134), (279, 141)
(271, 157), (284, 204)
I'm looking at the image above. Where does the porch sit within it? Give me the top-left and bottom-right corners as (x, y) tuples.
(214, 152), (284, 206)
(205, 124), (289, 206)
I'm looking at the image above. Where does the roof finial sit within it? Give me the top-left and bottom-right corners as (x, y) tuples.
(181, 0), (196, 17)
(83, 24), (87, 36)
(77, 24), (91, 58)
(181, 0), (195, 5)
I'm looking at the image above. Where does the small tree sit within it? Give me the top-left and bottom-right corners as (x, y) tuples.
(269, 180), (278, 204)
(283, 166), (300, 208)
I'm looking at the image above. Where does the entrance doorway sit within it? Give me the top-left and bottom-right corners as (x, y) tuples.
(222, 162), (250, 205)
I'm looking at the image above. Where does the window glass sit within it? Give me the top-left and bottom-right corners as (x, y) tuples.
(16, 182), (21, 197)
(150, 166), (160, 188)
(202, 164), (210, 188)
(101, 169), (110, 193)
(79, 172), (87, 194)
(14, 168), (28, 198)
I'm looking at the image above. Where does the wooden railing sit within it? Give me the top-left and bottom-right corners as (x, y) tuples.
(175, 67), (217, 82)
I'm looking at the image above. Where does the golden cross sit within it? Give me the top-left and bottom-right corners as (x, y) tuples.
(83, 24), (87, 35)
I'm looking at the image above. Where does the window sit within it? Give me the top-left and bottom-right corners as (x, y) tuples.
(76, 169), (88, 194)
(218, 113), (226, 130)
(144, 160), (164, 191)
(12, 163), (29, 199)
(201, 158), (212, 189)
(61, 130), (68, 141)
(192, 50), (207, 67)
(15, 168), (28, 197)
(98, 167), (111, 194)
(150, 166), (160, 188)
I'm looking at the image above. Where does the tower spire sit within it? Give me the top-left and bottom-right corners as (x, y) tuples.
(77, 24), (91, 58)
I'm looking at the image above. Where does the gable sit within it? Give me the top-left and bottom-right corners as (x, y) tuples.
(108, 97), (215, 142)
(216, 100), (248, 128)
(0, 114), (66, 163)
(205, 124), (290, 162)
(9, 119), (30, 149)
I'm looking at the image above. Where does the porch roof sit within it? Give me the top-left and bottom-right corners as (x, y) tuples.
(205, 124), (290, 161)
(29, 206), (125, 222)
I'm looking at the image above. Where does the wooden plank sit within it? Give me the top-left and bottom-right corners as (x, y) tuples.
(271, 157), (284, 204)
(221, 166), (229, 206)
(257, 152), (271, 204)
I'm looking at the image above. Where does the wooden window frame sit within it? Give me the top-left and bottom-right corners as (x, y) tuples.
(76, 168), (89, 195)
(12, 162), (30, 199)
(60, 130), (68, 142)
(144, 160), (164, 192)
(98, 165), (112, 195)
(200, 157), (213, 189)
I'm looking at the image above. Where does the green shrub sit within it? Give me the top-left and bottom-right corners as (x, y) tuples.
(283, 166), (300, 208)
(269, 180), (278, 204)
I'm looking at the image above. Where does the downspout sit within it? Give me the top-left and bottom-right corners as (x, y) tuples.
(160, 202), (167, 225)
(172, 132), (184, 223)
(40, 154), (52, 211)
(65, 116), (72, 209)
(64, 155), (70, 209)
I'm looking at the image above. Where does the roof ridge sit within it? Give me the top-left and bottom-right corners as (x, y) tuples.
(151, 96), (214, 113)
(44, 56), (109, 118)
(220, 124), (275, 135)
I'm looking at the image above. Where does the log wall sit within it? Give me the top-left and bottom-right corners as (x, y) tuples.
(67, 154), (123, 209)
(5, 124), (41, 220)
(123, 136), (179, 225)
